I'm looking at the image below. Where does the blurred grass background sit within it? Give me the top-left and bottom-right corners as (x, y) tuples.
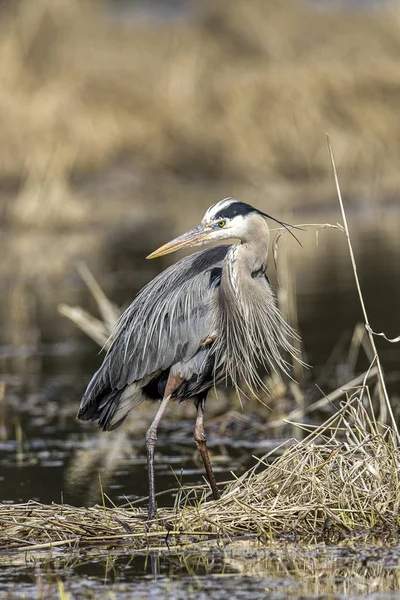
(0, 0), (399, 251)
(0, 0), (398, 353)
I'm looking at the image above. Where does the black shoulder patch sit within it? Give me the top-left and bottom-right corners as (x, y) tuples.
(189, 244), (230, 274)
(178, 244), (230, 285)
(251, 266), (265, 279)
(213, 201), (259, 221)
(209, 266), (222, 288)
(251, 268), (270, 285)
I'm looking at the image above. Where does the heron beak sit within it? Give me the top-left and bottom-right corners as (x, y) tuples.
(146, 225), (210, 259)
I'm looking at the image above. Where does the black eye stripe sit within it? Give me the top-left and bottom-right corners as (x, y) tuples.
(213, 202), (256, 221)
(209, 199), (301, 246)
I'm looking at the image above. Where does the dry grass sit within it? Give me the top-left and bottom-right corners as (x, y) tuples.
(1, 387), (399, 555)
(175, 390), (400, 541)
(1, 0), (400, 230)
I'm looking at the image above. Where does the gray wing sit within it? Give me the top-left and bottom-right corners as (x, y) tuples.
(110, 244), (230, 383)
(80, 244), (230, 415)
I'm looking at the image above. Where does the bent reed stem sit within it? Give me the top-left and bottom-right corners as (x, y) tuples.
(326, 133), (398, 438)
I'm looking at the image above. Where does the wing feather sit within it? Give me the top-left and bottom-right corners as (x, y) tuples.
(81, 244), (229, 410)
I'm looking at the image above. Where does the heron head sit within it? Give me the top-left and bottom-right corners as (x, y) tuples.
(147, 198), (299, 259)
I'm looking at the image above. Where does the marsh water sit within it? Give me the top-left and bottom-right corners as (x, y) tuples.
(0, 202), (400, 599)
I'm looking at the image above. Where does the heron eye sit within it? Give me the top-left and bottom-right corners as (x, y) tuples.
(217, 220), (226, 228)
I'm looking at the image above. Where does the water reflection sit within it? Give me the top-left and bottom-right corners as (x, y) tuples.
(2, 539), (400, 599)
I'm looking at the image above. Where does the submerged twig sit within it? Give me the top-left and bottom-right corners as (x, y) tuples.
(58, 304), (111, 348)
(76, 262), (120, 332)
(58, 263), (121, 348)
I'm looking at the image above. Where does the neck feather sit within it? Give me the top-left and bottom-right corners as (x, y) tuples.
(212, 213), (301, 394)
(224, 215), (270, 294)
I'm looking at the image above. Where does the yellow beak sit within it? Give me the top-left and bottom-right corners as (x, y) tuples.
(147, 226), (210, 259)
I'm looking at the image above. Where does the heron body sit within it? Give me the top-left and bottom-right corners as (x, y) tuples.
(78, 198), (301, 520)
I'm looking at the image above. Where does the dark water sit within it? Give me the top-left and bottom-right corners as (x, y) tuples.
(0, 207), (399, 598)
(2, 540), (400, 599)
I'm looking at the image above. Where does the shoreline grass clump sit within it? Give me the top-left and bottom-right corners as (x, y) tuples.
(175, 387), (400, 541)
(1, 385), (400, 555)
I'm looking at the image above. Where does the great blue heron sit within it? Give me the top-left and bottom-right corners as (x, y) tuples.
(78, 198), (301, 521)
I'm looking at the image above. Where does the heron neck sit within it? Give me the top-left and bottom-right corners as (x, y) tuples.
(224, 218), (270, 293)
(236, 217), (270, 271)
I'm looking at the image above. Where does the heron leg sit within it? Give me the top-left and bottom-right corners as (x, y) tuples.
(146, 373), (183, 523)
(194, 397), (220, 501)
